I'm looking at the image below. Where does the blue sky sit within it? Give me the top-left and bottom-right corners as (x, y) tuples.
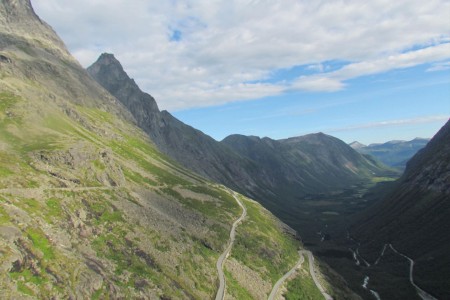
(33, 0), (450, 144)
(174, 63), (449, 144)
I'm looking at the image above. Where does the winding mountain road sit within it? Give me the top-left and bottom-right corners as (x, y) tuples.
(214, 191), (247, 300)
(304, 251), (333, 300)
(388, 244), (437, 300)
(268, 250), (333, 300)
(268, 251), (305, 300)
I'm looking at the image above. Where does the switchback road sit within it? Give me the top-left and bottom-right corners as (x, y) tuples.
(268, 250), (333, 300)
(214, 191), (247, 300)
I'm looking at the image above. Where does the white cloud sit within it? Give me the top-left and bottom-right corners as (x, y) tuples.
(427, 61), (450, 72)
(306, 64), (325, 72)
(32, 0), (450, 110)
(334, 43), (450, 79)
(327, 115), (450, 133)
(291, 43), (450, 92)
(293, 76), (345, 92)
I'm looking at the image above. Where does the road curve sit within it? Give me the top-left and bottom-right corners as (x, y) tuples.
(268, 250), (332, 300)
(303, 250), (333, 300)
(215, 191), (247, 300)
(388, 244), (437, 300)
(268, 251), (305, 300)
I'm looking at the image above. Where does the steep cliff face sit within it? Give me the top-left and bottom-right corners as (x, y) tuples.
(351, 120), (450, 298)
(87, 53), (160, 135)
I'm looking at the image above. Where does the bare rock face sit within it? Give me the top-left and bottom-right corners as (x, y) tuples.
(0, 0), (75, 62)
(87, 53), (161, 140)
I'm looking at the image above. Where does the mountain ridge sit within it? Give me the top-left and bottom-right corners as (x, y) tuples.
(87, 53), (264, 196)
(88, 52), (392, 204)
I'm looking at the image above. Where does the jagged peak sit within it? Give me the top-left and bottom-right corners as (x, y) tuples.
(87, 53), (160, 112)
(0, 0), (76, 63)
(96, 53), (120, 64)
(87, 53), (131, 85)
(89, 53), (127, 74)
(0, 0), (40, 20)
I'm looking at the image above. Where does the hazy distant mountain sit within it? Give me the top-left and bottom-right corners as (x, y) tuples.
(0, 1), (306, 298)
(351, 120), (450, 299)
(350, 138), (430, 169)
(348, 141), (366, 150)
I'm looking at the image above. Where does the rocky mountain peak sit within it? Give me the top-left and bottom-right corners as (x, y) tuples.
(0, 0), (75, 62)
(87, 53), (162, 144)
(0, 0), (39, 20)
(95, 53), (121, 66)
(89, 53), (141, 89)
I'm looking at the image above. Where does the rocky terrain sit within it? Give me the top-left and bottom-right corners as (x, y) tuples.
(0, 1), (329, 298)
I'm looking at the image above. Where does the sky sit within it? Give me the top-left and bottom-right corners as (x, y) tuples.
(33, 0), (450, 144)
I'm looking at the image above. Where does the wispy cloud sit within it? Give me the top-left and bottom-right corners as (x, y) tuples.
(293, 43), (450, 92)
(326, 115), (449, 133)
(292, 76), (345, 92)
(427, 61), (450, 72)
(33, 0), (450, 110)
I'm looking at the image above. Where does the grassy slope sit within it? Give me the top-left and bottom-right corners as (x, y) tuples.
(0, 42), (311, 299)
(283, 258), (324, 300)
(226, 194), (310, 299)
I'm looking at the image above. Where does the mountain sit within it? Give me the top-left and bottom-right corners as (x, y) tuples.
(351, 138), (430, 169)
(87, 53), (266, 195)
(223, 133), (387, 195)
(0, 1), (315, 298)
(350, 120), (450, 299)
(87, 53), (392, 211)
(348, 141), (366, 150)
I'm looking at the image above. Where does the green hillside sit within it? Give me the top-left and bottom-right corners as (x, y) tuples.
(0, 1), (319, 298)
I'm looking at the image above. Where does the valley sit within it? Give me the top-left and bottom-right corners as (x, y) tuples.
(0, 1), (325, 298)
(1, 1), (449, 299)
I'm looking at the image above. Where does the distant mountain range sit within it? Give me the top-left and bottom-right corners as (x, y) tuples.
(351, 120), (450, 299)
(350, 138), (430, 169)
